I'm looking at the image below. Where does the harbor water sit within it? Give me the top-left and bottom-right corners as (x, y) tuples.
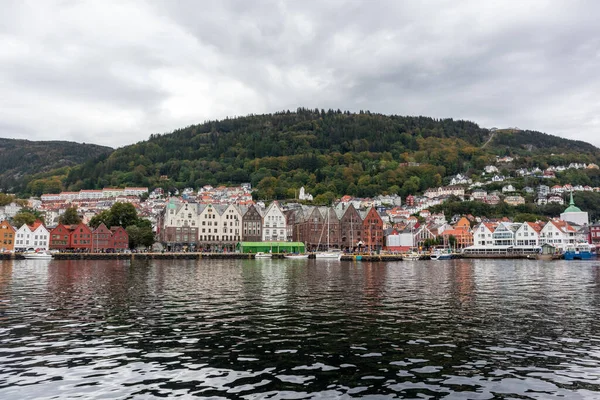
(1, 258), (600, 399)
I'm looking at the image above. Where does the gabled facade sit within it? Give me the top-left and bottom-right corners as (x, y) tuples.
(15, 221), (50, 251)
(339, 204), (363, 251)
(0, 220), (15, 253)
(220, 204), (242, 246)
(70, 223), (93, 251)
(539, 219), (577, 250)
(198, 204), (222, 246)
(49, 224), (72, 251)
(514, 222), (542, 247)
(361, 207), (384, 251)
(262, 201), (286, 242)
(473, 222), (496, 246)
(110, 226), (129, 251)
(492, 222), (518, 246)
(242, 204), (263, 242)
(313, 207), (341, 251)
(92, 223), (113, 252)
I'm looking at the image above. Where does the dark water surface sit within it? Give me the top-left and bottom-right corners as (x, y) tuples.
(1, 258), (600, 399)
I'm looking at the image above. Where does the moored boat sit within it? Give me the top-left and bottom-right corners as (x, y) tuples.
(22, 251), (53, 260)
(430, 248), (452, 260)
(563, 243), (593, 260)
(402, 252), (420, 261)
(314, 249), (342, 260)
(284, 253), (309, 259)
(254, 252), (272, 259)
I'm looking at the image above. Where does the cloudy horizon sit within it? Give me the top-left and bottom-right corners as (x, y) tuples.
(1, 0), (599, 148)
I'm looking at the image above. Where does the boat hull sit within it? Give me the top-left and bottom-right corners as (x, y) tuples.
(563, 251), (592, 260)
(284, 254), (309, 259)
(22, 253), (53, 260)
(254, 252), (272, 259)
(314, 252), (342, 260)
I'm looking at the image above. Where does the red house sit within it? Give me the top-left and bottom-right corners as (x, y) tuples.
(49, 224), (72, 251)
(91, 223), (130, 252)
(92, 223), (113, 252)
(111, 226), (129, 251)
(362, 207), (384, 252)
(70, 223), (92, 252)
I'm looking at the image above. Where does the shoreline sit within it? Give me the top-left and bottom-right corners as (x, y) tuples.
(3, 252), (446, 261)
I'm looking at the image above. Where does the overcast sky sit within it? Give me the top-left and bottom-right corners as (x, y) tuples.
(1, 0), (599, 148)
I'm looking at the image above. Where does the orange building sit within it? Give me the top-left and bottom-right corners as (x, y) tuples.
(1, 220), (16, 253)
(441, 228), (473, 249)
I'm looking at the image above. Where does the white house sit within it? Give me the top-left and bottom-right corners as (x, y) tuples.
(539, 219), (577, 250)
(514, 222), (542, 247)
(547, 195), (565, 205)
(492, 222), (519, 246)
(220, 204), (242, 243)
(15, 221), (50, 251)
(473, 222), (496, 246)
(450, 174), (472, 185)
(484, 165), (499, 174)
(502, 184), (516, 193)
(262, 201), (287, 242)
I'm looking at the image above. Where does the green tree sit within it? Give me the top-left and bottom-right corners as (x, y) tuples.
(58, 206), (82, 225)
(126, 224), (155, 249)
(12, 211), (37, 228)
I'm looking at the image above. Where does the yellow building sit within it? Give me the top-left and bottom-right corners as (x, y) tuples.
(1, 220), (16, 253)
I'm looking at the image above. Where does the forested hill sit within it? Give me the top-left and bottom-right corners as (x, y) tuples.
(488, 128), (598, 153)
(22, 109), (600, 200)
(0, 138), (112, 193)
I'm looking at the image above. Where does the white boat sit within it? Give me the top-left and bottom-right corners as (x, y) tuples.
(402, 252), (420, 261)
(22, 251), (53, 260)
(254, 252), (272, 259)
(284, 253), (309, 259)
(314, 250), (342, 260)
(430, 249), (452, 260)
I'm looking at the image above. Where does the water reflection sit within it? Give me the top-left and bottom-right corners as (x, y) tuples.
(0, 258), (599, 398)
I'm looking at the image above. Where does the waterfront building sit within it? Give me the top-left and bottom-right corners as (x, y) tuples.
(15, 221), (50, 251)
(473, 222), (497, 246)
(159, 201), (201, 250)
(590, 222), (600, 246)
(49, 224), (71, 251)
(492, 222), (520, 246)
(220, 204), (242, 245)
(514, 222), (542, 246)
(262, 201), (287, 242)
(242, 204), (263, 242)
(91, 223), (113, 252)
(110, 226), (129, 251)
(539, 219), (577, 250)
(70, 223), (93, 251)
(338, 204), (363, 251)
(361, 207), (384, 252)
(0, 220), (15, 253)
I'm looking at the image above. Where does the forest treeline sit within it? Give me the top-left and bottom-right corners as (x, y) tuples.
(6, 108), (599, 201)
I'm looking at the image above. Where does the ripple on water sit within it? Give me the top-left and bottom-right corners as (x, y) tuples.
(1, 258), (600, 398)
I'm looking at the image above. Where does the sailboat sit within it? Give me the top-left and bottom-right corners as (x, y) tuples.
(315, 207), (342, 260)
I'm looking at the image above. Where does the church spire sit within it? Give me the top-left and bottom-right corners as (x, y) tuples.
(569, 191), (575, 207)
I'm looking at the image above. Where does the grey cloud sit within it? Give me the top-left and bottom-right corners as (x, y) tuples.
(0, 0), (599, 147)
